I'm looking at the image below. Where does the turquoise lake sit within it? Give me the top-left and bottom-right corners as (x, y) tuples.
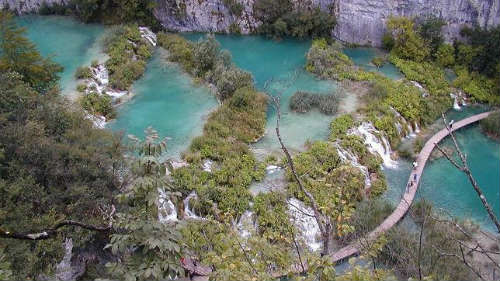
(19, 16), (499, 231)
(16, 15), (107, 96)
(108, 50), (218, 157)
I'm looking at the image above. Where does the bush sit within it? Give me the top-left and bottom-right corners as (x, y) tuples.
(306, 38), (355, 80)
(289, 91), (338, 115)
(104, 25), (152, 90)
(254, 0), (335, 39)
(480, 111), (500, 140)
(223, 0), (244, 17)
(386, 16), (430, 62)
(453, 67), (499, 104)
(329, 114), (355, 140)
(75, 66), (92, 79)
(435, 43), (455, 67)
(371, 57), (386, 68)
(79, 92), (115, 118)
(76, 84), (87, 92)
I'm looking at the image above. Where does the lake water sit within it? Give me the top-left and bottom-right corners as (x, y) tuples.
(17, 15), (107, 96)
(108, 50), (218, 158)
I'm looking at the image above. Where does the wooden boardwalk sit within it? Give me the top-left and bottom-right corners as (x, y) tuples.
(329, 111), (494, 263)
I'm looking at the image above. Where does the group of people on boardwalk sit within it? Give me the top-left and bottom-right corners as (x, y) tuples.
(406, 161), (419, 192)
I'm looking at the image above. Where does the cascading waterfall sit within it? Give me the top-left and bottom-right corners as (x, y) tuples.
(157, 188), (178, 222)
(237, 210), (256, 238)
(288, 198), (321, 252)
(139, 27), (157, 46)
(349, 122), (398, 168)
(334, 143), (371, 188)
(183, 191), (202, 219)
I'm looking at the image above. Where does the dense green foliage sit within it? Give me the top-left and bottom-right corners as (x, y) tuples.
(79, 92), (116, 118)
(0, 13), (124, 278)
(417, 16), (445, 55)
(104, 25), (153, 90)
(40, 0), (159, 28)
(459, 25), (500, 79)
(305, 38), (354, 80)
(0, 12), (62, 93)
(380, 201), (483, 280)
(480, 111), (500, 140)
(158, 33), (254, 101)
(104, 128), (182, 280)
(172, 86), (267, 217)
(75, 65), (92, 79)
(158, 34), (268, 218)
(329, 114), (355, 140)
(371, 57), (385, 68)
(286, 142), (365, 238)
(289, 91), (339, 115)
(253, 0), (336, 39)
(386, 16), (430, 62)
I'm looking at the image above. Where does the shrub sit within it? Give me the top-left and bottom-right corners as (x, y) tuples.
(75, 66), (92, 79)
(289, 91), (338, 115)
(329, 114), (355, 140)
(371, 57), (386, 68)
(480, 111), (500, 140)
(76, 84), (87, 92)
(223, 0), (244, 17)
(79, 92), (115, 118)
(254, 0), (335, 39)
(104, 25), (152, 90)
(306, 38), (355, 80)
(386, 16), (430, 62)
(435, 43), (455, 67)
(453, 67), (499, 104)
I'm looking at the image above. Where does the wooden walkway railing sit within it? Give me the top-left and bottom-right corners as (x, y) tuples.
(329, 111), (494, 262)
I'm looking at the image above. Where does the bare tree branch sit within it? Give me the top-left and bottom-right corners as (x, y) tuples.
(0, 220), (111, 240)
(440, 113), (500, 233)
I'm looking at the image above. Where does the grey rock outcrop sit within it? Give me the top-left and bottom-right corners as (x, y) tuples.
(332, 0), (500, 46)
(2, 0), (499, 46)
(0, 0), (67, 13)
(153, 0), (500, 46)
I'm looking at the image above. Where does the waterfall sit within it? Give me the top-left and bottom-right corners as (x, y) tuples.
(202, 160), (213, 172)
(450, 93), (461, 110)
(158, 188), (178, 222)
(335, 143), (371, 188)
(139, 27), (157, 46)
(350, 122), (397, 168)
(288, 198), (322, 252)
(237, 210), (255, 238)
(85, 113), (106, 129)
(266, 165), (281, 175)
(183, 191), (202, 219)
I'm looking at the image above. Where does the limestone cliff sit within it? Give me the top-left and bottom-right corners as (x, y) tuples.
(0, 0), (67, 13)
(153, 0), (500, 46)
(2, 0), (499, 46)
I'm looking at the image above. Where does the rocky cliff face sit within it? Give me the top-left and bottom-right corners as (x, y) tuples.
(332, 0), (500, 46)
(0, 0), (67, 13)
(2, 0), (499, 46)
(154, 0), (500, 46)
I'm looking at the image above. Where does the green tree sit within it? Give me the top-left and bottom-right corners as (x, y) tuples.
(417, 16), (445, 54)
(435, 43), (455, 67)
(0, 12), (62, 93)
(386, 16), (430, 62)
(104, 128), (182, 280)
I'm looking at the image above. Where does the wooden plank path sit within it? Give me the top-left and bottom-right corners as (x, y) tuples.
(329, 111), (494, 263)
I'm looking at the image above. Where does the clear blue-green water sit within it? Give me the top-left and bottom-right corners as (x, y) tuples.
(16, 15), (107, 96)
(342, 47), (402, 79)
(108, 50), (218, 157)
(385, 107), (500, 232)
(184, 34), (343, 152)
